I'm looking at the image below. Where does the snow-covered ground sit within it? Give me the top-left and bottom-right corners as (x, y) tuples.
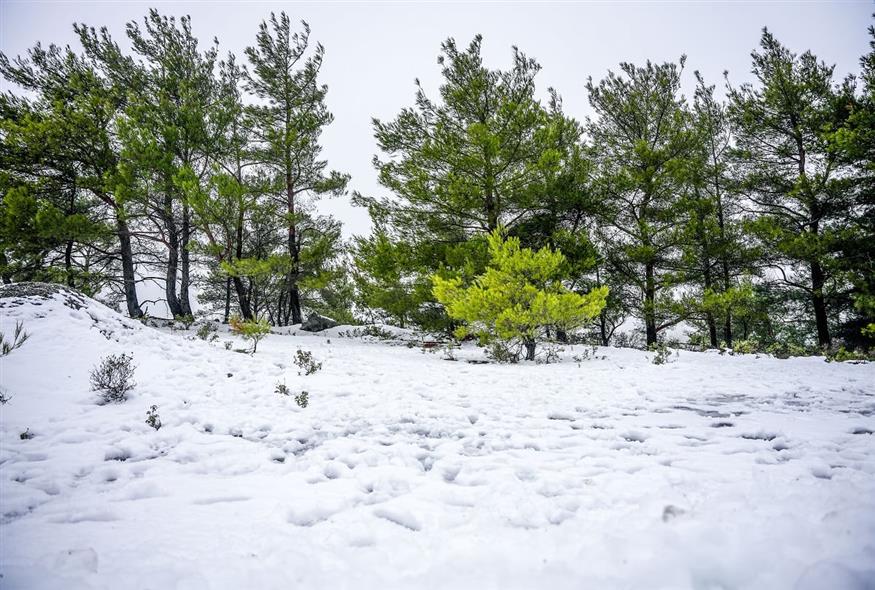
(1, 285), (874, 589)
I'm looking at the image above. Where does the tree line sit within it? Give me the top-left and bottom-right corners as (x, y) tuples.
(1, 10), (872, 352)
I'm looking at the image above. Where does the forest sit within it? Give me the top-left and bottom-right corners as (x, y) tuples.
(1, 9), (873, 359)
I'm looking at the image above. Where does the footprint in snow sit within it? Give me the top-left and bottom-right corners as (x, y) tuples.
(373, 507), (422, 531)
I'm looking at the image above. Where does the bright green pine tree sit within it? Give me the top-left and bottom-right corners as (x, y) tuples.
(728, 28), (857, 348)
(244, 13), (348, 326)
(586, 57), (698, 346)
(432, 229), (608, 362)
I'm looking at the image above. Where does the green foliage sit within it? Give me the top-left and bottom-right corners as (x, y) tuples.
(293, 349), (322, 375)
(90, 353), (136, 403)
(826, 346), (872, 363)
(145, 405), (162, 430)
(275, 381), (290, 396)
(196, 322), (218, 341)
(587, 57), (698, 345)
(648, 343), (675, 365)
(229, 315), (271, 354)
(731, 339), (760, 355)
(432, 229), (608, 362)
(295, 390), (309, 409)
(0, 321), (30, 356)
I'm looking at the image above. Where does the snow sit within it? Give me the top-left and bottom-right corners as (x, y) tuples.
(1, 286), (875, 589)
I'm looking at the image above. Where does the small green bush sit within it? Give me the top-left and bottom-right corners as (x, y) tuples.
(293, 349), (322, 375)
(649, 343), (674, 365)
(229, 316), (271, 354)
(295, 390), (309, 408)
(146, 405), (162, 430)
(90, 353), (136, 403)
(731, 339), (760, 355)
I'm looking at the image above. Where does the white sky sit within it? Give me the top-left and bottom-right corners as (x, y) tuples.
(2, 1), (871, 239)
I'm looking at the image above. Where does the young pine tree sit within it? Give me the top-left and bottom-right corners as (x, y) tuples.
(432, 229), (608, 362)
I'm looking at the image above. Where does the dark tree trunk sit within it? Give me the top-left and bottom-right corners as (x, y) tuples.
(232, 276), (253, 321)
(811, 259), (831, 348)
(524, 339), (536, 361)
(0, 250), (11, 284)
(179, 201), (193, 317)
(116, 217), (142, 318)
(64, 240), (74, 288)
(706, 312), (718, 348)
(163, 189), (182, 318)
(644, 262), (657, 346)
(286, 174), (302, 326)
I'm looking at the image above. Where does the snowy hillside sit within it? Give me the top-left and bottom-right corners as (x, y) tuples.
(1, 285), (874, 589)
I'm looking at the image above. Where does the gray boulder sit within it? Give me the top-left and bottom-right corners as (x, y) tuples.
(300, 313), (338, 332)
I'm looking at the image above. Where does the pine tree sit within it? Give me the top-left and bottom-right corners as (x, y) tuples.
(0, 39), (143, 315)
(244, 13), (348, 325)
(587, 58), (698, 346)
(832, 18), (875, 345)
(681, 73), (754, 347)
(115, 10), (220, 318)
(728, 29), (856, 348)
(433, 229), (608, 361)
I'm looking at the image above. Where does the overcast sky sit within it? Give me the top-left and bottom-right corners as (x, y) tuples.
(2, 1), (871, 238)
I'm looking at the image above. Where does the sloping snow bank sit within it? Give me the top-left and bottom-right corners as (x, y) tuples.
(1, 284), (875, 589)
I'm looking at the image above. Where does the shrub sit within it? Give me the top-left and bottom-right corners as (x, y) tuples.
(649, 343), (674, 365)
(146, 405), (162, 430)
(0, 387), (10, 405)
(826, 346), (870, 363)
(766, 341), (809, 359)
(293, 349), (322, 375)
(90, 353), (136, 403)
(295, 390), (309, 408)
(196, 322), (218, 341)
(731, 339), (760, 355)
(229, 315), (271, 354)
(1, 321), (30, 356)
(432, 229), (608, 362)
(275, 381), (290, 396)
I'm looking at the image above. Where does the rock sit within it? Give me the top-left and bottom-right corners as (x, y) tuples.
(300, 313), (338, 332)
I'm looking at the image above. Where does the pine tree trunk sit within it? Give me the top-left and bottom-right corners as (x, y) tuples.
(116, 217), (142, 318)
(64, 240), (74, 288)
(286, 172), (302, 326)
(811, 259), (831, 348)
(644, 262), (658, 346)
(163, 189), (183, 318)
(232, 276), (253, 321)
(524, 339), (536, 361)
(179, 201), (193, 317)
